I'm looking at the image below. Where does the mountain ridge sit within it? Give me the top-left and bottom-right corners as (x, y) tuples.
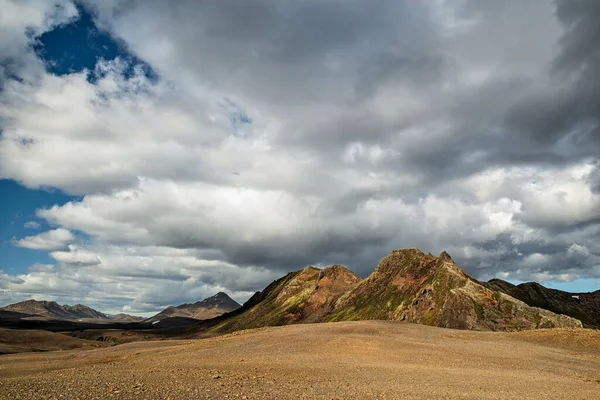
(1, 300), (143, 322)
(205, 248), (582, 334)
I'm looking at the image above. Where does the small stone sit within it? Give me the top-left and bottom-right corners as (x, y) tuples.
(213, 375), (221, 379)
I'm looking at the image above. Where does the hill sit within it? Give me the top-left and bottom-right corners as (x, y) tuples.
(147, 292), (241, 322)
(2, 300), (109, 320)
(485, 279), (600, 328)
(210, 265), (361, 333)
(106, 313), (145, 322)
(207, 249), (581, 334)
(0, 328), (105, 355)
(0, 300), (141, 322)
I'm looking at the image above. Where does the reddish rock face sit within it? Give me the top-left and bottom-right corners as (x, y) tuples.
(210, 265), (362, 333)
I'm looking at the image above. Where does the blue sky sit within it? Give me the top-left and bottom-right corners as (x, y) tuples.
(0, 1), (599, 314)
(33, 3), (120, 77)
(32, 3), (155, 81)
(0, 180), (73, 273)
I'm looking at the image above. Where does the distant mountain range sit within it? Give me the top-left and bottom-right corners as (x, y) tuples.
(0, 293), (242, 326)
(0, 300), (143, 322)
(146, 292), (241, 322)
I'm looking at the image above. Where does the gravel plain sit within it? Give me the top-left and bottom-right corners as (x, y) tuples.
(1, 321), (599, 399)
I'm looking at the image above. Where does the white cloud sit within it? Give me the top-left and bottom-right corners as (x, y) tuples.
(13, 228), (75, 251)
(0, 244), (277, 315)
(28, 263), (54, 272)
(50, 245), (101, 266)
(522, 253), (553, 268)
(24, 221), (41, 229)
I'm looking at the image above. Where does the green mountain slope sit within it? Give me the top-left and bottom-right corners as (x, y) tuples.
(209, 265), (361, 333)
(327, 249), (581, 330)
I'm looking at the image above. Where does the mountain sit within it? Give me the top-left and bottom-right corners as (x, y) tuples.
(210, 265), (361, 333)
(0, 309), (34, 321)
(148, 292), (241, 322)
(106, 314), (145, 322)
(206, 249), (582, 334)
(2, 300), (109, 320)
(485, 279), (600, 328)
(0, 300), (141, 322)
(326, 249), (582, 330)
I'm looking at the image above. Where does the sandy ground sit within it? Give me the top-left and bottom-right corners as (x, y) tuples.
(0, 321), (599, 399)
(0, 328), (105, 355)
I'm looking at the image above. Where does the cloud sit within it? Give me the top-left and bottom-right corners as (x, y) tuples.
(0, 244), (278, 315)
(0, 0), (78, 86)
(50, 245), (101, 265)
(13, 228), (75, 251)
(0, 0), (599, 312)
(24, 221), (41, 229)
(28, 263), (54, 272)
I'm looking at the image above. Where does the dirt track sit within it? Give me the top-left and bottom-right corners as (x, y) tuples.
(1, 321), (599, 399)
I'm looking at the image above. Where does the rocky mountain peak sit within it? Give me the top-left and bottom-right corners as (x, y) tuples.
(147, 292), (241, 323)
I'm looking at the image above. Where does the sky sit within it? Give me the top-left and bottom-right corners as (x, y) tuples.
(1, 0), (599, 316)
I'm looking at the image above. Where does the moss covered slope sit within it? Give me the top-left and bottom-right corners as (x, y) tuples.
(209, 265), (361, 334)
(328, 249), (582, 331)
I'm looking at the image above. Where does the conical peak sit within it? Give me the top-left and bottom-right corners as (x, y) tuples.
(203, 292), (236, 303)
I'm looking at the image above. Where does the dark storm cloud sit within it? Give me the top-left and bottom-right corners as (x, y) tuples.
(501, 0), (600, 160)
(554, 0), (600, 74)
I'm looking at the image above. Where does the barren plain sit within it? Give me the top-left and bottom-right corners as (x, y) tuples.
(1, 321), (599, 399)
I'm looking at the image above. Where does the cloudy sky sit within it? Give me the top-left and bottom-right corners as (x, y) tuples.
(1, 0), (599, 316)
